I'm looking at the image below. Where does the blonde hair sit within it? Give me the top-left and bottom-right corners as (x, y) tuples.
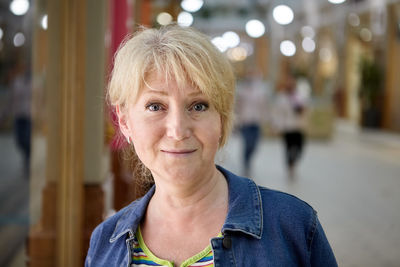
(108, 25), (235, 146)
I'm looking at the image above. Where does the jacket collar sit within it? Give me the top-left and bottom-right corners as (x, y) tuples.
(110, 186), (155, 242)
(217, 166), (263, 239)
(110, 165), (263, 242)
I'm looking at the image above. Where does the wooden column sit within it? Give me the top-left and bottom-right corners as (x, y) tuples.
(55, 0), (86, 266)
(383, 3), (400, 131)
(29, 0), (108, 266)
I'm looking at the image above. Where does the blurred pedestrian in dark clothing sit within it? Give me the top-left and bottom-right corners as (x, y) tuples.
(11, 63), (32, 176)
(274, 75), (308, 178)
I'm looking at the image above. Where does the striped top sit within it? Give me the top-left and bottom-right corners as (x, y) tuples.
(130, 227), (216, 267)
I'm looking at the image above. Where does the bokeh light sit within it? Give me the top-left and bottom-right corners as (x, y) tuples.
(211, 36), (228, 52)
(328, 0), (346, 4)
(13, 32), (25, 47)
(41, 15), (48, 30)
(360, 28), (372, 42)
(280, 40), (296, 56)
(273, 5), (294, 25)
(348, 13), (360, 27)
(177, 12), (193, 27)
(227, 47), (247, 62)
(302, 37), (316, 53)
(239, 42), (254, 56)
(222, 31), (240, 48)
(245, 19), (265, 38)
(301, 26), (315, 39)
(181, 0), (204, 13)
(157, 12), (173, 26)
(9, 0), (30, 16)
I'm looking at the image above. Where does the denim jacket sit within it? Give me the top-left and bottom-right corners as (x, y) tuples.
(86, 166), (337, 266)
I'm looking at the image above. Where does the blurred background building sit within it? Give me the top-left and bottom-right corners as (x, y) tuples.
(0, 0), (400, 266)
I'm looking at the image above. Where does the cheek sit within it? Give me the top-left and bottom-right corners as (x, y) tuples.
(130, 127), (155, 166)
(130, 120), (157, 144)
(204, 115), (222, 148)
(126, 117), (148, 149)
(129, 117), (165, 152)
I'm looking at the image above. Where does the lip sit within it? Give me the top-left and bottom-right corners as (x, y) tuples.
(161, 149), (197, 155)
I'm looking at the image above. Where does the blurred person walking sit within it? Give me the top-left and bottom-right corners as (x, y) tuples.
(236, 73), (269, 177)
(274, 75), (308, 178)
(11, 62), (32, 177)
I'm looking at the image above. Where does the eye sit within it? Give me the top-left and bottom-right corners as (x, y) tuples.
(192, 102), (209, 112)
(146, 103), (163, 111)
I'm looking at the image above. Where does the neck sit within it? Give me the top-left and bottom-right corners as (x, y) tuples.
(149, 166), (228, 220)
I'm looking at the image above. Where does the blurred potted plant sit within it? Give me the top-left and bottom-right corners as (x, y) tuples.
(359, 57), (383, 128)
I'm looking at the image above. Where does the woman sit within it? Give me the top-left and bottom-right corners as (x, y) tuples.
(86, 25), (337, 267)
(274, 75), (308, 178)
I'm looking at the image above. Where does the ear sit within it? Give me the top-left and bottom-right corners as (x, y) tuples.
(115, 105), (131, 139)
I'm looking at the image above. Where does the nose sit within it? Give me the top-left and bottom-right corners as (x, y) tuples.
(166, 108), (191, 141)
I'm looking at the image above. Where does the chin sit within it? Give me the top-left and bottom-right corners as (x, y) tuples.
(162, 163), (201, 181)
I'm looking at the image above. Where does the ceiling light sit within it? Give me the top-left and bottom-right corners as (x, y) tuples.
(280, 40), (296, 57)
(273, 5), (294, 25)
(181, 0), (203, 13)
(301, 26), (315, 39)
(245, 20), (265, 38)
(157, 12), (173, 26)
(222, 31), (240, 48)
(302, 37), (316, 53)
(177, 12), (193, 27)
(212, 37), (228, 53)
(41, 15), (48, 30)
(10, 0), (30, 16)
(328, 0), (346, 4)
(13, 32), (25, 47)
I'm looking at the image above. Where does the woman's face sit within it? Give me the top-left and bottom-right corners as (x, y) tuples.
(118, 73), (222, 184)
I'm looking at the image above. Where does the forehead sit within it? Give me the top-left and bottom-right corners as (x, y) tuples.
(141, 72), (202, 96)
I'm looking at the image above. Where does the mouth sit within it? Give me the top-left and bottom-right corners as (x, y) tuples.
(161, 149), (197, 155)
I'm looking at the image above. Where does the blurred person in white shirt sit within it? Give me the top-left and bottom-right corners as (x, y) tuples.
(273, 74), (309, 178)
(235, 72), (269, 177)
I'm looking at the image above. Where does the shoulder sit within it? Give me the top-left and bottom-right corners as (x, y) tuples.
(259, 186), (314, 212)
(259, 186), (315, 223)
(219, 166), (314, 218)
(258, 186), (318, 248)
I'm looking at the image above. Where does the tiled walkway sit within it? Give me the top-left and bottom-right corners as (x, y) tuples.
(0, 133), (29, 267)
(217, 123), (400, 267)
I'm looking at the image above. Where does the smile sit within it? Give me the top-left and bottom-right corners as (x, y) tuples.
(161, 149), (197, 155)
